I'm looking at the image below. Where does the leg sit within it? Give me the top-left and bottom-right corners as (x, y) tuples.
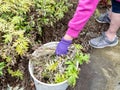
(106, 0), (120, 40)
(105, 12), (120, 41)
(89, 0), (120, 48)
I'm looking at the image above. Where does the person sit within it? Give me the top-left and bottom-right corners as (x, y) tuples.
(55, 0), (120, 55)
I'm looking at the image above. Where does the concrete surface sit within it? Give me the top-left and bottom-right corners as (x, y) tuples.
(68, 39), (120, 90)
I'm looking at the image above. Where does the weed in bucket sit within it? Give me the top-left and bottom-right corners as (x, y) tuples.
(29, 42), (90, 90)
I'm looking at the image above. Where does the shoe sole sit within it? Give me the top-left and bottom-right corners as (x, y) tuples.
(89, 40), (118, 48)
(95, 18), (110, 24)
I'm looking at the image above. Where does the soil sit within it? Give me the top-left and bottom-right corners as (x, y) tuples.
(0, 0), (112, 90)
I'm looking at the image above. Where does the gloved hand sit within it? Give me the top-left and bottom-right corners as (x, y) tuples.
(55, 38), (72, 55)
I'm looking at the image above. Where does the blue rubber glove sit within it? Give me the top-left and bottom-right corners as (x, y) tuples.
(55, 38), (72, 55)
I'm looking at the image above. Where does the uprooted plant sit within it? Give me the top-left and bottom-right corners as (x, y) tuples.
(30, 44), (90, 86)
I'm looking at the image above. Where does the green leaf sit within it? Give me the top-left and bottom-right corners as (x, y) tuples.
(0, 62), (5, 76)
(67, 75), (76, 86)
(6, 56), (12, 63)
(13, 30), (25, 36)
(55, 73), (66, 83)
(11, 16), (24, 24)
(74, 44), (83, 50)
(13, 36), (29, 55)
(7, 68), (23, 80)
(46, 61), (58, 71)
(3, 33), (13, 43)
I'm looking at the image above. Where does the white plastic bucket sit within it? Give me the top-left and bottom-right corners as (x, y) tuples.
(28, 42), (69, 90)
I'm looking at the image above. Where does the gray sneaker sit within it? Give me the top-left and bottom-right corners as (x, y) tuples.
(96, 12), (111, 24)
(89, 32), (118, 48)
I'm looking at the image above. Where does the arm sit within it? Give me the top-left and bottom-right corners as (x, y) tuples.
(56, 0), (99, 55)
(65, 0), (99, 39)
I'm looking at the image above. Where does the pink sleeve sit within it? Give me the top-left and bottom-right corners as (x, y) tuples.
(66, 0), (99, 38)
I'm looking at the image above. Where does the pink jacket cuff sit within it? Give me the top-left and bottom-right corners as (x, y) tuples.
(66, 28), (81, 38)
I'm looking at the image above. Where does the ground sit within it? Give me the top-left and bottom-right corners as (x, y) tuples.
(67, 39), (120, 90)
